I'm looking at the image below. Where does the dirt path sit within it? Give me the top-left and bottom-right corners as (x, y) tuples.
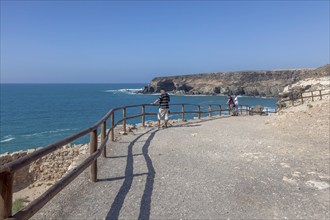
(32, 100), (329, 219)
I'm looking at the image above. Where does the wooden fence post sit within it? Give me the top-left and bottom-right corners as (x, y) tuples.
(111, 113), (115, 142)
(240, 105), (242, 115)
(89, 129), (98, 182)
(208, 105), (212, 117)
(219, 105), (222, 116)
(319, 90), (322, 100)
(197, 105), (201, 119)
(291, 94), (294, 106)
(142, 105), (145, 126)
(278, 96), (282, 111)
(0, 172), (13, 219)
(228, 104), (231, 115)
(181, 104), (185, 121)
(311, 91), (314, 101)
(300, 92), (304, 104)
(101, 121), (106, 158)
(122, 108), (127, 135)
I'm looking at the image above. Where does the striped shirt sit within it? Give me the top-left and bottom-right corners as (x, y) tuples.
(158, 93), (170, 109)
(228, 97), (235, 105)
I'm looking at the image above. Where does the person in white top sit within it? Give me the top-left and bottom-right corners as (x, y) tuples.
(233, 95), (239, 116)
(234, 95), (239, 106)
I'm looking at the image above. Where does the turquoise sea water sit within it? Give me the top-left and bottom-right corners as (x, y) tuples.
(0, 84), (277, 154)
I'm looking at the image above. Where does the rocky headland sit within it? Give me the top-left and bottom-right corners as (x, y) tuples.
(142, 64), (330, 97)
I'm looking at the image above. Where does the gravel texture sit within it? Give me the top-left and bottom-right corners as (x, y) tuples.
(32, 100), (329, 219)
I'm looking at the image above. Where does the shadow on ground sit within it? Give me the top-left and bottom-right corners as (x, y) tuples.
(102, 117), (227, 219)
(103, 129), (158, 220)
(171, 116), (229, 128)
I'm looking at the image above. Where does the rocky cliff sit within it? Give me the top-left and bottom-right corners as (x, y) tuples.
(142, 64), (330, 97)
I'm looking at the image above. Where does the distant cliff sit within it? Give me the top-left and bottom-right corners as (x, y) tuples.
(142, 64), (330, 97)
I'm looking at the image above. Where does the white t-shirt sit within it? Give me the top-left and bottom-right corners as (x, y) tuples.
(234, 97), (239, 105)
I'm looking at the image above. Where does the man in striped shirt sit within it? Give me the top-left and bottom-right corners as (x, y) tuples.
(152, 89), (170, 128)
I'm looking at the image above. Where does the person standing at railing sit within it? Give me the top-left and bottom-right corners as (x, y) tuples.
(234, 95), (239, 116)
(226, 95), (237, 116)
(234, 95), (239, 106)
(152, 89), (170, 128)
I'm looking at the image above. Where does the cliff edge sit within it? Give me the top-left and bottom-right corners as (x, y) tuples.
(142, 64), (330, 97)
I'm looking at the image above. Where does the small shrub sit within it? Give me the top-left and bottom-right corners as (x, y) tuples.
(12, 198), (25, 214)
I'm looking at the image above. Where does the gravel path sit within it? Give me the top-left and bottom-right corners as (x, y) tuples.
(32, 102), (329, 219)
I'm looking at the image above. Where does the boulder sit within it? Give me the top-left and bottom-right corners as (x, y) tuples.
(253, 105), (264, 114)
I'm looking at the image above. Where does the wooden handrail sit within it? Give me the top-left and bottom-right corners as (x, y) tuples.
(0, 126), (95, 173)
(101, 121), (107, 158)
(0, 102), (251, 219)
(279, 89), (330, 110)
(11, 143), (105, 220)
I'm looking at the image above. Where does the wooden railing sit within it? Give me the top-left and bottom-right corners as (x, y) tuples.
(0, 103), (251, 220)
(278, 89), (330, 111)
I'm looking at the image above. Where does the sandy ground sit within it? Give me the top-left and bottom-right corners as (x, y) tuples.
(19, 99), (330, 219)
(13, 183), (52, 204)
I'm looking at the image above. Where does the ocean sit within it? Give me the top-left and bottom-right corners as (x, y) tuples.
(0, 84), (277, 154)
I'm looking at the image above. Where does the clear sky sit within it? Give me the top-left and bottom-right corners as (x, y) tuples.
(0, 0), (329, 83)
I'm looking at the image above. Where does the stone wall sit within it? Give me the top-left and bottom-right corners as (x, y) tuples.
(0, 151), (33, 191)
(0, 144), (88, 192)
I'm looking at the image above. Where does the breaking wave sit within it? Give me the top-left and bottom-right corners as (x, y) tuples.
(22, 128), (76, 137)
(104, 88), (143, 94)
(0, 136), (15, 143)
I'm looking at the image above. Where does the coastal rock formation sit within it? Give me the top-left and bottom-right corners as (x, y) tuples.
(0, 144), (88, 191)
(282, 76), (330, 94)
(279, 71), (330, 105)
(142, 64), (330, 97)
(0, 151), (33, 191)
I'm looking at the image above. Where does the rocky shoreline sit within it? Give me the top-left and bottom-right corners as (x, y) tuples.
(141, 64), (329, 97)
(0, 144), (89, 192)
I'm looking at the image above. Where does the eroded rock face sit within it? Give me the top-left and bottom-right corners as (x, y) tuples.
(0, 151), (33, 191)
(143, 64), (330, 97)
(278, 73), (330, 103)
(0, 144), (88, 191)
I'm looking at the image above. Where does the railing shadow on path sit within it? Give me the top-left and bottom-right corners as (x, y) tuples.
(103, 117), (226, 219)
(104, 128), (158, 220)
(170, 115), (231, 128)
(106, 153), (143, 159)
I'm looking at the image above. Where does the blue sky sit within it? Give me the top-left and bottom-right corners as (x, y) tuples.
(1, 0), (329, 83)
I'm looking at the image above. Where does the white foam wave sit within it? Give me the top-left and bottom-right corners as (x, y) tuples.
(104, 88), (143, 94)
(0, 137), (15, 143)
(169, 93), (210, 97)
(262, 107), (276, 112)
(22, 128), (75, 137)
